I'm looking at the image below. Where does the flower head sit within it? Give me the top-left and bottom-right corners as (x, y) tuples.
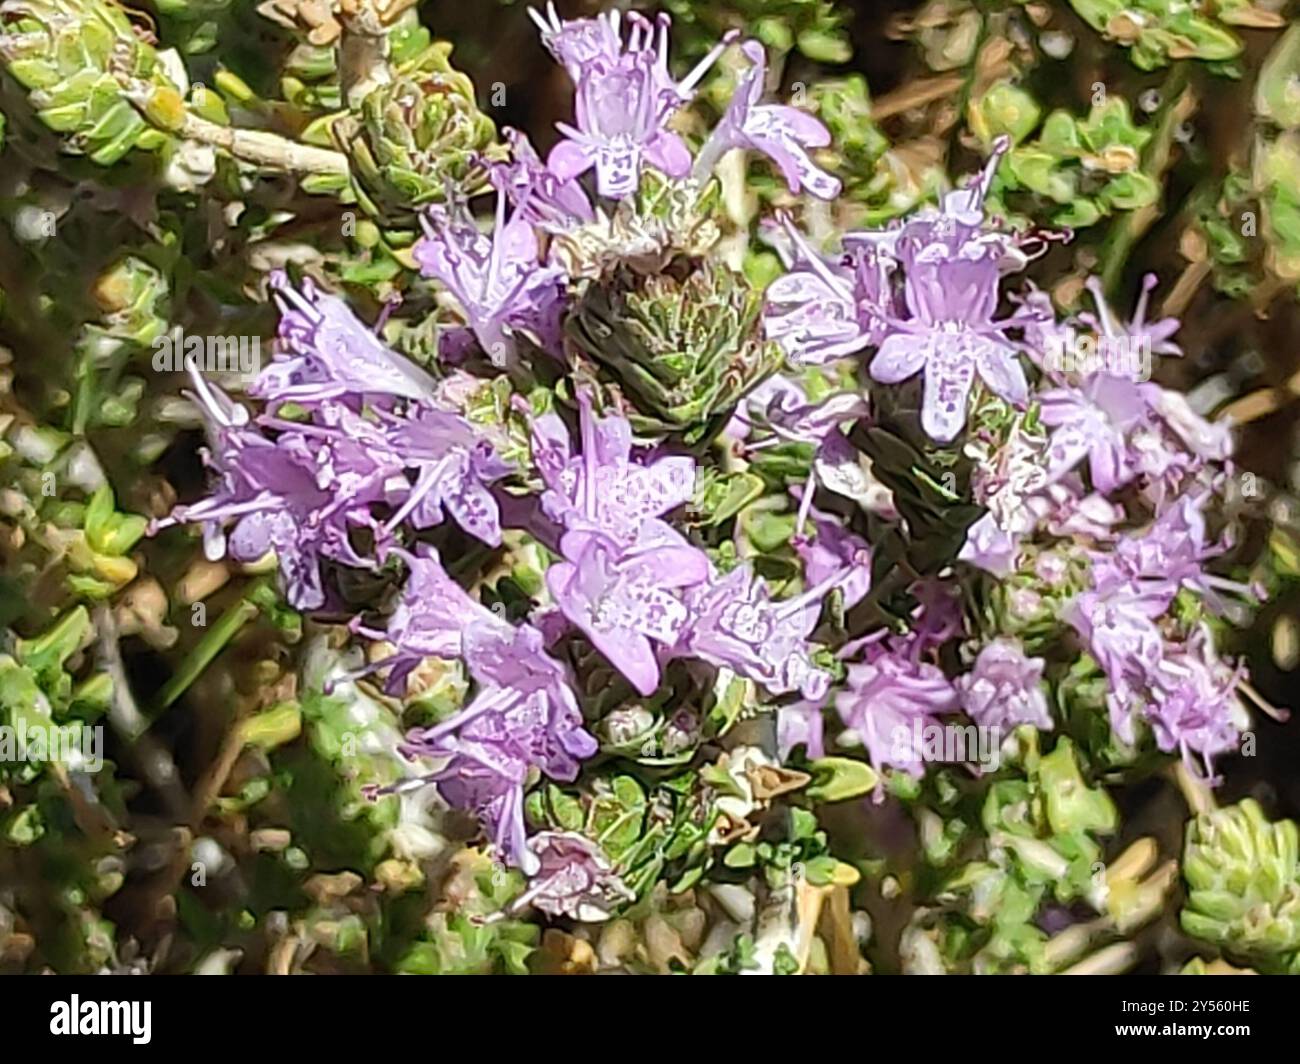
(414, 191), (566, 365)
(259, 272), (437, 404)
(515, 831), (634, 920)
(547, 530), (709, 696)
(835, 646), (959, 775)
(956, 639), (1052, 732)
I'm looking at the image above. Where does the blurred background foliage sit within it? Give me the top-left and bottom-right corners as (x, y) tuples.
(1, 0), (1299, 974)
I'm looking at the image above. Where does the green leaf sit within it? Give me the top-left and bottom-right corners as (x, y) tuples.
(805, 757), (878, 803)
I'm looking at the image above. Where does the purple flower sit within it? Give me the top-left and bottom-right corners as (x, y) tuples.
(1025, 481), (1124, 540)
(380, 404), (512, 546)
(762, 215), (876, 365)
(1063, 577), (1166, 744)
(1039, 373), (1148, 493)
(958, 512), (1021, 576)
(539, 9), (731, 199)
(956, 639), (1052, 732)
(866, 141), (1030, 443)
(737, 372), (869, 446)
(548, 47), (692, 198)
(1081, 273), (1182, 362)
(532, 395), (696, 548)
(835, 646), (959, 776)
(411, 735), (534, 870)
(491, 127), (594, 233)
(258, 272), (437, 404)
(529, 2), (624, 81)
(151, 370), (378, 610)
(1146, 386), (1233, 464)
(356, 545), (500, 694)
(414, 192), (566, 365)
(1148, 632), (1244, 781)
(547, 530), (710, 697)
(694, 40), (840, 199)
(792, 511), (872, 610)
(677, 563), (839, 700)
(453, 622), (598, 782)
(514, 831), (634, 920)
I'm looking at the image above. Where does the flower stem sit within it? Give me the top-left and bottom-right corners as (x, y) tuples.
(152, 579), (270, 714)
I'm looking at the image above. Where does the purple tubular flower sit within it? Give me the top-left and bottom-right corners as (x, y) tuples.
(1025, 481), (1124, 540)
(1146, 386), (1234, 464)
(1063, 577), (1166, 744)
(531, 4), (731, 109)
(454, 622), (598, 781)
(738, 372), (869, 446)
(1039, 373), (1148, 493)
(1081, 273), (1182, 361)
(532, 395), (696, 547)
(258, 272), (437, 404)
(694, 40), (841, 199)
(492, 127), (594, 233)
(792, 509), (872, 610)
(412, 735), (534, 871)
(835, 646), (959, 776)
(538, 8), (731, 199)
(357, 544), (499, 694)
(414, 191), (566, 365)
(548, 47), (692, 198)
(678, 563), (840, 700)
(380, 404), (512, 547)
(529, 2), (623, 79)
(151, 369), (384, 610)
(547, 530), (710, 697)
(148, 366), (255, 561)
(1148, 631), (1244, 782)
(762, 215), (876, 365)
(513, 832), (635, 920)
(866, 140), (1030, 442)
(958, 512), (1021, 576)
(956, 639), (1052, 732)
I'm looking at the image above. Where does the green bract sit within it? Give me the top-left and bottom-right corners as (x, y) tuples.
(568, 258), (781, 443)
(0, 0), (182, 165)
(318, 45), (499, 228)
(1181, 798), (1300, 972)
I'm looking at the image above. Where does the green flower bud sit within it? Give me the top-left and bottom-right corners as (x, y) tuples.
(569, 258), (780, 443)
(330, 45), (498, 227)
(0, 0), (181, 165)
(1181, 799), (1300, 970)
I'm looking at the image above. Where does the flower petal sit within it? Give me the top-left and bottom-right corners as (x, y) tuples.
(869, 332), (929, 384)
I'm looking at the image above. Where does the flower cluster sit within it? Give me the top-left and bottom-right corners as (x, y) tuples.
(154, 4), (1265, 915)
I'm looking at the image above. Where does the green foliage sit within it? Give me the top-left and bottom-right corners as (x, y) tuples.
(1181, 799), (1300, 973)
